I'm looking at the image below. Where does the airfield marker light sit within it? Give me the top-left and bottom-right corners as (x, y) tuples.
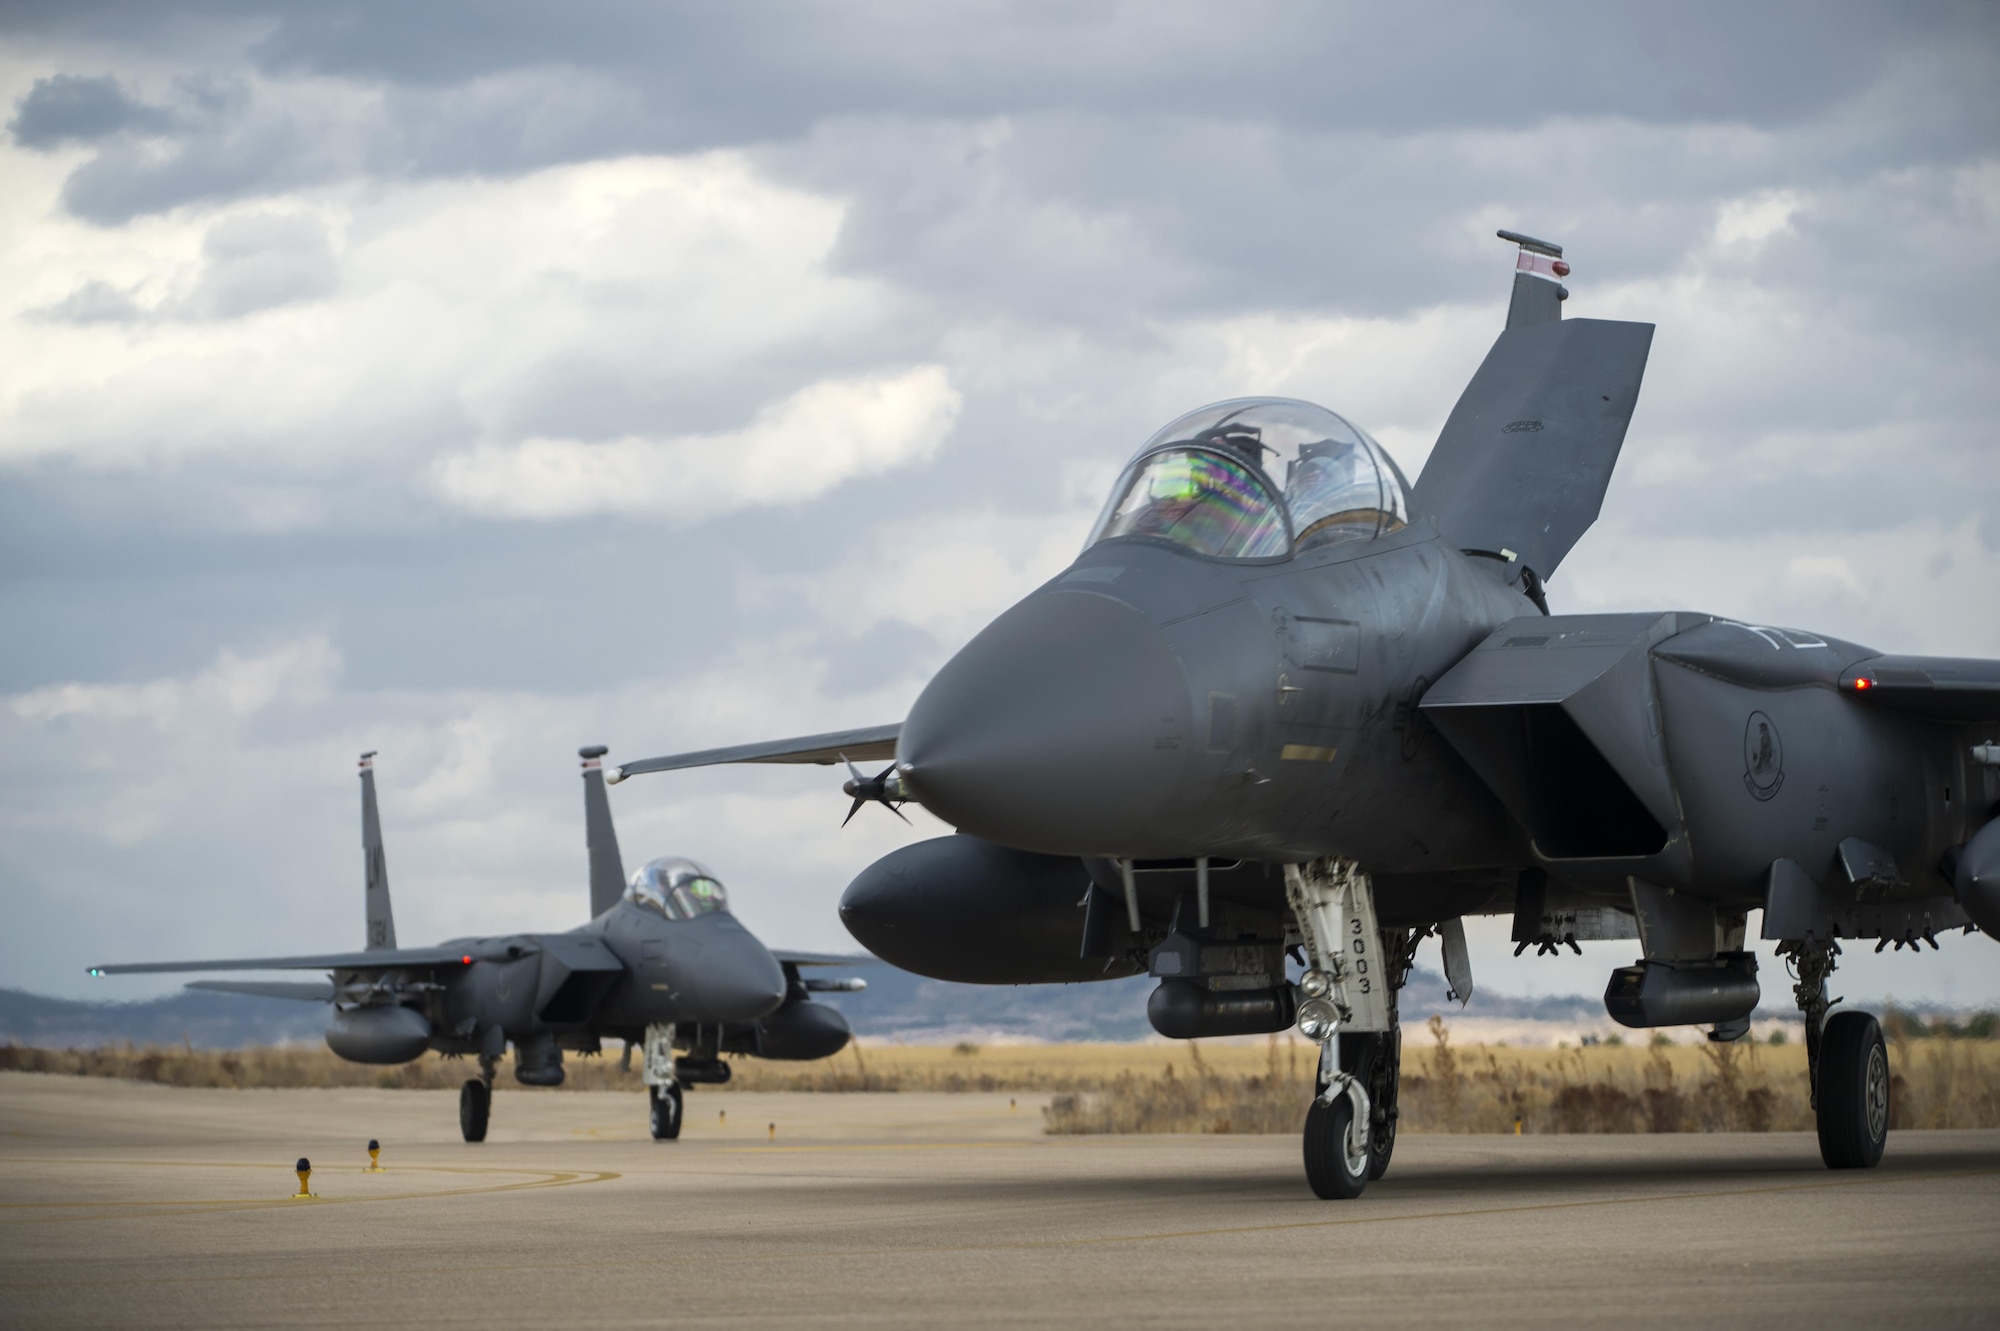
(768, 1122), (776, 1142)
(365, 1139), (384, 1172)
(292, 1157), (316, 1199)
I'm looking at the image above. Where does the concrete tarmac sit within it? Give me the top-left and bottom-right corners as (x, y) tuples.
(2, 1071), (1995, 1329)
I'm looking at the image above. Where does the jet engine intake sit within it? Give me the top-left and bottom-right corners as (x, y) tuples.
(1603, 953), (1759, 1029)
(325, 1005), (431, 1064)
(1952, 816), (2000, 939)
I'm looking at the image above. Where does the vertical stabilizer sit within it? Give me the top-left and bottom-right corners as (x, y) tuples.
(359, 752), (397, 950)
(581, 745), (626, 918)
(1498, 229), (1568, 329)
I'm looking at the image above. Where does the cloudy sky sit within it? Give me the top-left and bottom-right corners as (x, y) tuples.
(3, 2), (1996, 1009)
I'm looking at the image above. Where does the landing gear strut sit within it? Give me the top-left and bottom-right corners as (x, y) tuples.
(460, 1053), (496, 1143)
(641, 1022), (683, 1143)
(1781, 938), (1888, 1170)
(1287, 859), (1399, 1200)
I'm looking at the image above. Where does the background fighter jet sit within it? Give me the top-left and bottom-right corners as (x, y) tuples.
(92, 748), (866, 1142)
(612, 232), (2000, 1198)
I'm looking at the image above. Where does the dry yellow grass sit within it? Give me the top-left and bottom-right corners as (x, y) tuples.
(1042, 1017), (2000, 1135)
(6, 1018), (1995, 1136)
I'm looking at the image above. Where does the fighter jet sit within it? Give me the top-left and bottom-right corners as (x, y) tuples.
(91, 747), (866, 1142)
(610, 231), (2000, 1198)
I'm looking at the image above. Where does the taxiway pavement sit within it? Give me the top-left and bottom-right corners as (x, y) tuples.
(2, 1071), (1995, 1328)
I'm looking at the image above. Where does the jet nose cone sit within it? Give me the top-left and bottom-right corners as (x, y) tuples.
(683, 920), (787, 1021)
(899, 589), (1192, 854)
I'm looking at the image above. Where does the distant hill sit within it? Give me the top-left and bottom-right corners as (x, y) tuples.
(0, 987), (330, 1049)
(2, 966), (1607, 1050)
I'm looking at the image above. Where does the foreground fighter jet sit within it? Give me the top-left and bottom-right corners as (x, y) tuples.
(612, 232), (2000, 1197)
(92, 748), (865, 1142)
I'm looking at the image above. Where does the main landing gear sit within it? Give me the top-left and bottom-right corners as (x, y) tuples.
(459, 1053), (496, 1143)
(1782, 939), (1889, 1170)
(1287, 859), (1405, 1200)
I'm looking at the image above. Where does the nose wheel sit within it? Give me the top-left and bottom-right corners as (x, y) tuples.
(1302, 1092), (1370, 1199)
(649, 1081), (684, 1140)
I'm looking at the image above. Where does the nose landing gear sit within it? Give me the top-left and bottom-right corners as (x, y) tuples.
(642, 1022), (684, 1142)
(1287, 859), (1405, 1200)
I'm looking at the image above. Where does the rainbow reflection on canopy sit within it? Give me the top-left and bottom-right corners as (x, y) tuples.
(1088, 398), (1408, 560)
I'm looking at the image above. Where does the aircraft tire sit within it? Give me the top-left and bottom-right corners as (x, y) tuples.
(1816, 1011), (1889, 1170)
(1302, 1094), (1368, 1200)
(1341, 1031), (1399, 1181)
(649, 1082), (683, 1141)
(459, 1079), (490, 1144)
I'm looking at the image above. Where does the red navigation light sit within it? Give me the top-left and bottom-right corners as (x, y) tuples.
(462, 955), (473, 964)
(1552, 260), (1571, 277)
(1853, 677), (1873, 691)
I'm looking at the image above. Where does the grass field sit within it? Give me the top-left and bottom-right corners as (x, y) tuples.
(6, 1014), (1996, 1134)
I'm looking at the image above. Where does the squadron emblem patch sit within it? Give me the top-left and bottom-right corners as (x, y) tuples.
(1743, 710), (1785, 800)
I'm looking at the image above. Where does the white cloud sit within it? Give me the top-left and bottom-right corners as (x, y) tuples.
(428, 363), (961, 520)
(1712, 188), (1806, 249)
(10, 635), (341, 730)
(0, 150), (902, 501)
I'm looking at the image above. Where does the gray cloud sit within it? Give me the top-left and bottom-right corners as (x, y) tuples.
(29, 279), (144, 324)
(7, 72), (166, 147)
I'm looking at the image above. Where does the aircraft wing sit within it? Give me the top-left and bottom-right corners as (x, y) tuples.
(186, 979), (337, 1002)
(609, 723), (902, 781)
(771, 949), (879, 967)
(1843, 655), (2000, 722)
(1414, 317), (1655, 583)
(89, 946), (472, 976)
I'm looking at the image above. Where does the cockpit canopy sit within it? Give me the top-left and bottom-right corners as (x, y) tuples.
(626, 857), (730, 920)
(1086, 398), (1409, 560)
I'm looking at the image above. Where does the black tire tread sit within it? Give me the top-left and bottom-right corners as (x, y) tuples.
(1303, 1095), (1368, 1200)
(459, 1079), (490, 1144)
(650, 1083), (684, 1141)
(1816, 1011), (1888, 1170)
